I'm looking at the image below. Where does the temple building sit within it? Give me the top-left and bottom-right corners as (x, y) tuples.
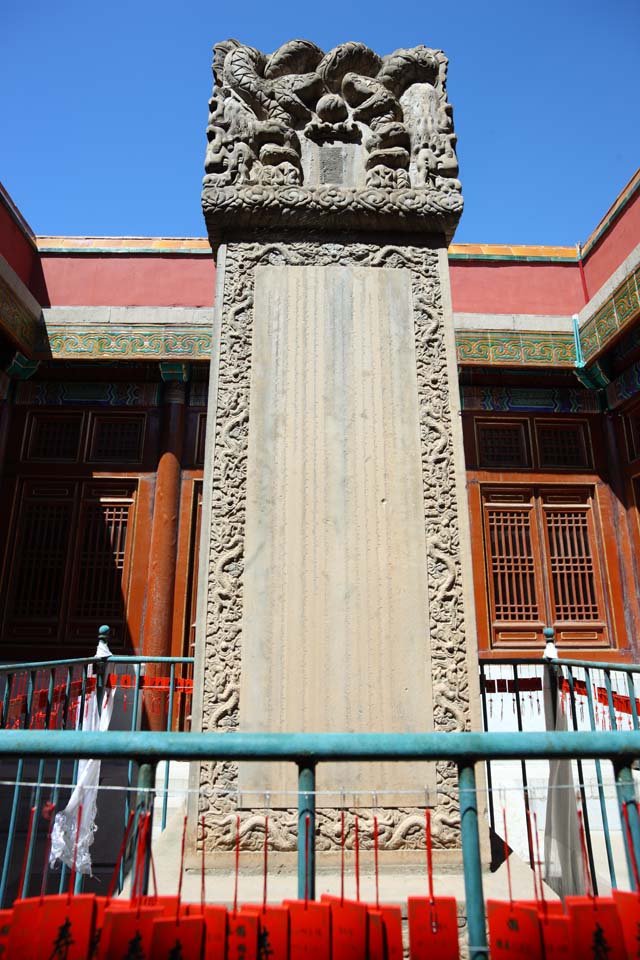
(1, 39), (640, 866)
(1, 165), (638, 673)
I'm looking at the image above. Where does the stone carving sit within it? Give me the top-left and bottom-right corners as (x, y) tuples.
(197, 237), (470, 851)
(202, 41), (462, 244)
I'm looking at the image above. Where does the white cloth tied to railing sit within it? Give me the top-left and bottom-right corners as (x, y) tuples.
(49, 677), (115, 876)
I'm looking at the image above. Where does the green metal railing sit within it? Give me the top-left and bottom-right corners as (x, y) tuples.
(479, 653), (640, 894)
(0, 729), (639, 960)
(0, 649), (193, 905)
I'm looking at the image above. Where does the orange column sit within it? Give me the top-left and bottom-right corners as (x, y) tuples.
(142, 378), (185, 728)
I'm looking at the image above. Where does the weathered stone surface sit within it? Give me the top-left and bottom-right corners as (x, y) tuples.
(193, 237), (474, 851)
(193, 36), (477, 857)
(202, 40), (462, 245)
(239, 263), (433, 805)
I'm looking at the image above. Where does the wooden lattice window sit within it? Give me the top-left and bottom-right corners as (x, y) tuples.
(544, 506), (599, 621)
(536, 422), (590, 469)
(88, 415), (144, 463)
(1, 480), (136, 651)
(24, 414), (83, 462)
(476, 421), (530, 469)
(72, 500), (130, 618)
(9, 492), (74, 620)
(486, 502), (540, 622)
(482, 486), (608, 648)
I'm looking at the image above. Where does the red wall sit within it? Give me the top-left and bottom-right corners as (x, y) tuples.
(582, 189), (640, 299)
(0, 202), (38, 292)
(37, 254), (216, 307)
(449, 260), (583, 316)
(26, 187), (638, 314)
(41, 250), (587, 316)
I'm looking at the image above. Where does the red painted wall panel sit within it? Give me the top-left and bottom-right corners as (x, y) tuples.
(582, 191), (640, 299)
(0, 204), (38, 291)
(38, 254), (216, 307)
(34, 214), (635, 316)
(449, 260), (583, 316)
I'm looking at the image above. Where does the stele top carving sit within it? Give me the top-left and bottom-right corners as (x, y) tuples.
(202, 39), (463, 245)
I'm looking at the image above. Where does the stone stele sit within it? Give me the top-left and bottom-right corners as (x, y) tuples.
(193, 39), (480, 852)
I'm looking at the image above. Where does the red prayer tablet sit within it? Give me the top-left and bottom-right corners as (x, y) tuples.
(227, 910), (259, 960)
(199, 904), (228, 960)
(329, 899), (368, 960)
(378, 905), (403, 960)
(98, 903), (163, 959)
(149, 914), (204, 959)
(367, 909), (385, 960)
(241, 904), (290, 960)
(565, 896), (628, 960)
(9, 894), (96, 960)
(487, 900), (543, 959)
(0, 909), (11, 959)
(538, 909), (570, 959)
(408, 895), (460, 960)
(286, 899), (331, 960)
(613, 889), (640, 960)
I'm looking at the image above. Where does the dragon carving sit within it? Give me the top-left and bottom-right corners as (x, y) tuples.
(204, 39), (461, 192)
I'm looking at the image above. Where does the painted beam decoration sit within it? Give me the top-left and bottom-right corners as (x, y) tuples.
(461, 386), (599, 414)
(455, 330), (576, 366)
(45, 325), (212, 360)
(607, 359), (640, 409)
(580, 263), (640, 363)
(202, 40), (463, 244)
(13, 381), (162, 406)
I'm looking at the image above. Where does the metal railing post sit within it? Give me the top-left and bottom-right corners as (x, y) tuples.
(614, 761), (640, 891)
(565, 666), (598, 893)
(458, 760), (488, 960)
(297, 761), (316, 901)
(161, 662), (177, 831)
(132, 760), (157, 896)
(93, 625), (112, 718)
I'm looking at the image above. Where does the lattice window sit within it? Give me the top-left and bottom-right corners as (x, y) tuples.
(89, 416), (144, 463)
(536, 423), (590, 469)
(73, 502), (129, 618)
(486, 506), (539, 621)
(10, 501), (73, 618)
(481, 485), (608, 648)
(1, 481), (136, 650)
(26, 414), (82, 461)
(476, 422), (529, 468)
(544, 508), (599, 621)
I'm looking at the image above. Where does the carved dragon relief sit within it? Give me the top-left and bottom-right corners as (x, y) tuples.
(197, 238), (471, 852)
(202, 40), (462, 243)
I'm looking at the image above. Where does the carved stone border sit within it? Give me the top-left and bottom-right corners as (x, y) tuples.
(197, 238), (471, 851)
(202, 184), (463, 247)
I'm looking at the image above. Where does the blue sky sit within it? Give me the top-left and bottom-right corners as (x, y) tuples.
(2, 0), (638, 244)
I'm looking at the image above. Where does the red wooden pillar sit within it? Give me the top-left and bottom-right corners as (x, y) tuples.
(142, 372), (186, 729)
